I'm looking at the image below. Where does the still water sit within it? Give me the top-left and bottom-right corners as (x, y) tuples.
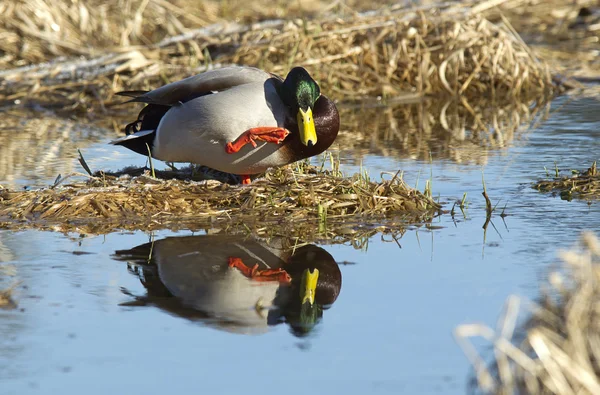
(1, 95), (599, 394)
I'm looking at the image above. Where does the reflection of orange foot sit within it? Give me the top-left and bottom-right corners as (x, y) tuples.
(228, 257), (291, 284)
(225, 127), (290, 154)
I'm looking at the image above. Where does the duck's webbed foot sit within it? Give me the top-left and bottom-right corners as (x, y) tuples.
(228, 257), (292, 284)
(225, 127), (290, 154)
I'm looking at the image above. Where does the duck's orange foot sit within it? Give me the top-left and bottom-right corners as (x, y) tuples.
(225, 127), (290, 154)
(228, 257), (292, 284)
(240, 175), (252, 185)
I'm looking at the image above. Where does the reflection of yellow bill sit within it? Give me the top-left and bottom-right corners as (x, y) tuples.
(301, 268), (319, 305)
(297, 107), (317, 146)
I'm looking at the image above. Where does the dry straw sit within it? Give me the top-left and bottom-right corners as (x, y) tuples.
(485, 0), (600, 83)
(456, 232), (600, 394)
(0, 0), (558, 110)
(0, 163), (440, 237)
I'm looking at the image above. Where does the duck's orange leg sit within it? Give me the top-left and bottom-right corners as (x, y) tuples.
(228, 257), (291, 284)
(240, 175), (252, 185)
(225, 127), (290, 154)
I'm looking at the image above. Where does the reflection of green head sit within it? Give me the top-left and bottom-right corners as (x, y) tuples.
(289, 302), (323, 338)
(283, 245), (342, 337)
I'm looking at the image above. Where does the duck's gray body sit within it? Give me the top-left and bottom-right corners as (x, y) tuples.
(118, 235), (292, 334)
(115, 235), (343, 335)
(154, 236), (289, 326)
(153, 81), (291, 174)
(156, 264), (281, 333)
(112, 67), (295, 175)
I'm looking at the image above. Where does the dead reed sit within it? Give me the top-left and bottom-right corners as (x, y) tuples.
(489, 0), (600, 84)
(0, 163), (440, 237)
(535, 161), (600, 201)
(456, 231), (600, 394)
(0, 0), (391, 66)
(0, 0), (558, 111)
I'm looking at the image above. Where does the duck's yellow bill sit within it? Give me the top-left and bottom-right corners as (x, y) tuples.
(300, 268), (319, 306)
(297, 107), (317, 147)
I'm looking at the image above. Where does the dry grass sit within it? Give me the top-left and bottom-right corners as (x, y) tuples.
(535, 162), (600, 201)
(490, 0), (599, 44)
(0, 0), (559, 112)
(489, 0), (600, 84)
(0, 0), (393, 66)
(456, 231), (600, 394)
(0, 163), (440, 238)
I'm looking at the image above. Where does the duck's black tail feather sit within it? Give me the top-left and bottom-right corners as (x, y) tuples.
(116, 90), (150, 98)
(113, 103), (171, 156)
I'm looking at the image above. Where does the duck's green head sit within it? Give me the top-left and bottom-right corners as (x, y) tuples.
(281, 67), (321, 147)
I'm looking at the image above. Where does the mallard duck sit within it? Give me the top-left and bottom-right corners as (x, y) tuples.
(113, 235), (342, 335)
(111, 66), (340, 184)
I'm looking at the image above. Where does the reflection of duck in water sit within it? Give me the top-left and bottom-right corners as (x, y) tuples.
(113, 235), (341, 336)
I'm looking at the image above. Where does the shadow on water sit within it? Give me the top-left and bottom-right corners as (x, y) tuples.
(112, 235), (343, 337)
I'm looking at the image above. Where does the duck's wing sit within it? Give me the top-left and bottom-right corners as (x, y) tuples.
(117, 66), (276, 106)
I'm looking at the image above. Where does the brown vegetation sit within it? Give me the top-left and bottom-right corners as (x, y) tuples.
(0, 0), (559, 113)
(490, 0), (600, 82)
(0, 163), (440, 238)
(535, 162), (600, 201)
